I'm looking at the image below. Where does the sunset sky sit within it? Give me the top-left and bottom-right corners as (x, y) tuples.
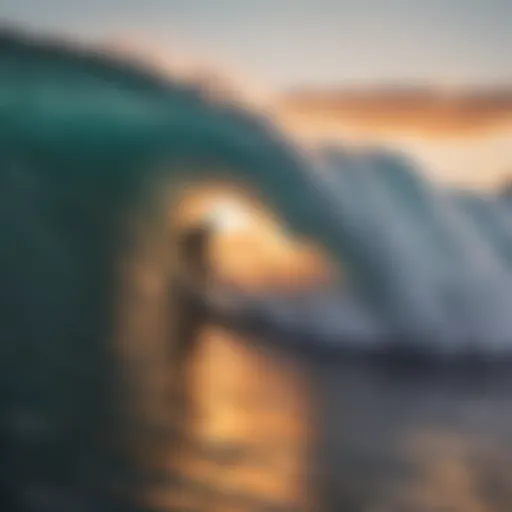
(1, 0), (511, 188)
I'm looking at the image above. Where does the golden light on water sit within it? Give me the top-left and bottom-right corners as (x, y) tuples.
(172, 184), (335, 294)
(172, 325), (313, 510)
(164, 189), (320, 511)
(205, 199), (253, 233)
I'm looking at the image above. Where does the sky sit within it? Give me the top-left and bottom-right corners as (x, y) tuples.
(1, 0), (511, 90)
(1, 0), (511, 187)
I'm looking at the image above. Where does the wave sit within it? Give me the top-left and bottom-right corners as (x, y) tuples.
(230, 145), (512, 358)
(3, 27), (512, 359)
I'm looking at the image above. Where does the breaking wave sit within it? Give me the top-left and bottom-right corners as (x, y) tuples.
(4, 26), (512, 359)
(238, 144), (512, 358)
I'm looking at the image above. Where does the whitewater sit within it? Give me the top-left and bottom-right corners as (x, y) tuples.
(214, 142), (512, 360)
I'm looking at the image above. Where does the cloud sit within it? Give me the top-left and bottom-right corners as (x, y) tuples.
(276, 88), (512, 140)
